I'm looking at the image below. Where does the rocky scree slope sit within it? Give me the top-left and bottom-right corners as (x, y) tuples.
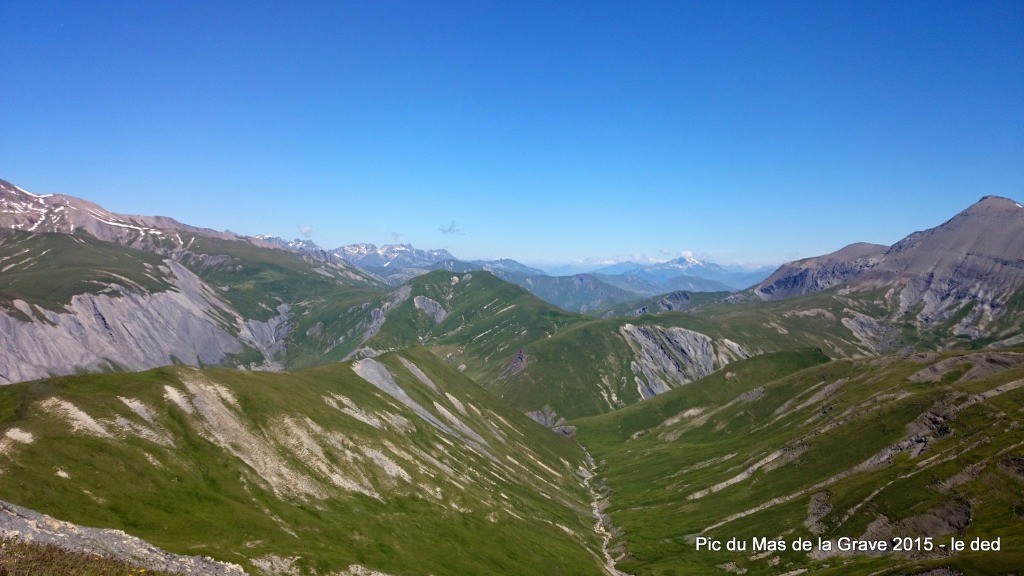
(0, 499), (244, 575)
(0, 230), (296, 383)
(755, 242), (889, 300)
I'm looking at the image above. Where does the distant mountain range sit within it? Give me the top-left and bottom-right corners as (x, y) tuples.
(247, 235), (772, 313)
(3, 176), (1024, 575)
(593, 256), (776, 289)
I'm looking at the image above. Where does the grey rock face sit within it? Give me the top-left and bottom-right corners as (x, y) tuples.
(755, 243), (887, 301)
(500, 349), (529, 378)
(241, 303), (293, 369)
(753, 196), (1024, 343)
(0, 499), (246, 575)
(343, 286), (412, 361)
(525, 405), (563, 428)
(413, 295), (448, 324)
(0, 256), (299, 384)
(0, 261), (251, 384)
(619, 324), (749, 400)
(525, 405), (577, 438)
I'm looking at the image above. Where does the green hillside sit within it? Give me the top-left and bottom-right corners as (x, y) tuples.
(178, 234), (382, 322)
(0, 348), (603, 575)
(574, 349), (1024, 575)
(0, 229), (173, 313)
(366, 270), (582, 375)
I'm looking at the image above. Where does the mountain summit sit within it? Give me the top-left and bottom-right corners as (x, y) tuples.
(755, 195), (1024, 341)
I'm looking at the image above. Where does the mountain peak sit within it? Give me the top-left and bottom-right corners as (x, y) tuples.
(977, 194), (1021, 206)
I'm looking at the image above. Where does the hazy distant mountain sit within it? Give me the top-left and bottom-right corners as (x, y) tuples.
(516, 273), (641, 313)
(335, 243), (455, 269)
(593, 256), (774, 290)
(543, 262), (604, 276)
(253, 235), (324, 253)
(427, 258), (545, 278)
(328, 243), (548, 288)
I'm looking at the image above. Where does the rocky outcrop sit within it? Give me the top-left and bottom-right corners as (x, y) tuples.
(840, 308), (900, 355)
(754, 243), (887, 301)
(0, 261), (257, 384)
(525, 404), (576, 437)
(500, 349), (529, 378)
(241, 303), (293, 369)
(0, 499), (245, 575)
(413, 295), (448, 324)
(619, 324), (750, 399)
(342, 287), (411, 361)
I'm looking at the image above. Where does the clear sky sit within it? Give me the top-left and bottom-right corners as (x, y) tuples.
(2, 1), (1021, 269)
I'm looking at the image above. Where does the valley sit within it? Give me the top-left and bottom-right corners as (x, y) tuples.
(1, 178), (1022, 575)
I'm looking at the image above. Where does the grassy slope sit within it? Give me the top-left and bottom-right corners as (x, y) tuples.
(694, 289), (890, 357)
(364, 272), (880, 421)
(0, 228), (393, 370)
(0, 230), (172, 313)
(0, 348), (602, 576)
(369, 271), (582, 378)
(178, 235), (394, 364)
(180, 235), (382, 322)
(499, 310), (842, 420)
(574, 349), (1024, 575)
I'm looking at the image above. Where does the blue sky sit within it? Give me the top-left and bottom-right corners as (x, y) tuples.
(2, 1), (1021, 269)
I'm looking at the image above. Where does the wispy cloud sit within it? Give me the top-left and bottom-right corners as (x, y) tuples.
(390, 231), (404, 243)
(438, 220), (462, 235)
(298, 224), (313, 238)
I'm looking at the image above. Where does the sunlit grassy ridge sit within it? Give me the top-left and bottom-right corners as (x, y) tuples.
(0, 230), (172, 313)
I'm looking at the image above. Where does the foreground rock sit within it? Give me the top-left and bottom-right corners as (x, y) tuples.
(0, 499), (246, 575)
